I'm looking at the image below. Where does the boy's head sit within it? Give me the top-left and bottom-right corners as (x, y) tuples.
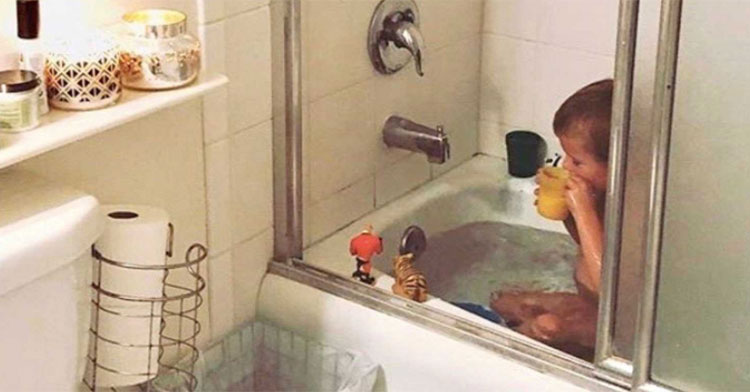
(553, 79), (613, 193)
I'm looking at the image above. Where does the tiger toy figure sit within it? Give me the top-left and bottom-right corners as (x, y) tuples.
(391, 253), (428, 303)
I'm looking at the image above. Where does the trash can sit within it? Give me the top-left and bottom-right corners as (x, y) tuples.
(197, 321), (379, 392)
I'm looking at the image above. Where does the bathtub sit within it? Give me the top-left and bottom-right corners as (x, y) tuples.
(257, 156), (611, 391)
(303, 155), (577, 326)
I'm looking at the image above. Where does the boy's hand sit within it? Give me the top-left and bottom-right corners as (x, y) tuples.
(533, 168), (542, 206)
(565, 174), (599, 218)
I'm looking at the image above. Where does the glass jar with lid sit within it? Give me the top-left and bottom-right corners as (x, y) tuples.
(0, 70), (41, 133)
(119, 9), (201, 90)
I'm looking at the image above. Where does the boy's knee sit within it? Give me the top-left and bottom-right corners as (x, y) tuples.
(531, 313), (562, 340)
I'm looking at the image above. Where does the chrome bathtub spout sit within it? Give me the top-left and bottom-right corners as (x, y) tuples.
(382, 115), (450, 164)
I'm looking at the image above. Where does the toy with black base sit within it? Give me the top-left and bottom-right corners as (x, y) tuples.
(349, 224), (383, 285)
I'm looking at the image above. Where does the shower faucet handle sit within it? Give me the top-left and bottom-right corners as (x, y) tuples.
(383, 15), (424, 76)
(368, 0), (425, 77)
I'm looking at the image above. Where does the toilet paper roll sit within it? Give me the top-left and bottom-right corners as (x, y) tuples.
(89, 205), (170, 387)
(95, 205), (170, 301)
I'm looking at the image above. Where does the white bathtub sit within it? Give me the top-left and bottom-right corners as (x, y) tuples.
(257, 156), (600, 391)
(303, 155), (574, 325)
(306, 155), (567, 272)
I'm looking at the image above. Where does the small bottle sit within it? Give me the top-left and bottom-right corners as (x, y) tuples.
(16, 0), (48, 115)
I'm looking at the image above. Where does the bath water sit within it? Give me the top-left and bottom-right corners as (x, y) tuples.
(415, 221), (578, 307)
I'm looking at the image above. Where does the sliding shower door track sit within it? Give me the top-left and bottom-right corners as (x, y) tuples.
(267, 260), (624, 392)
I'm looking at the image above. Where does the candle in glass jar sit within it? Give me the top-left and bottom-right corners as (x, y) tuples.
(45, 34), (122, 111)
(119, 9), (201, 90)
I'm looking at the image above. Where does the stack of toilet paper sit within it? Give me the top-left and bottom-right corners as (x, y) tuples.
(88, 205), (171, 388)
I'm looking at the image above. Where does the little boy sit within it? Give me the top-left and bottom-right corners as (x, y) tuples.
(491, 79), (613, 360)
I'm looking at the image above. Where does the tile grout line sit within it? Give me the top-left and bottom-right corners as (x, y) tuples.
(307, 33), (485, 105)
(482, 31), (617, 59)
(233, 225), (275, 249)
(200, 2), (273, 27)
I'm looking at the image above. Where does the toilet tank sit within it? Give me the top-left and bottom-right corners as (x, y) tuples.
(0, 170), (103, 391)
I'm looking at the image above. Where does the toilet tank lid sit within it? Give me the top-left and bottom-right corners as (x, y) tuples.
(0, 170), (103, 297)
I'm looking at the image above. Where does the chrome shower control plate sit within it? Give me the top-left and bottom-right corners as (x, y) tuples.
(368, 0), (421, 75)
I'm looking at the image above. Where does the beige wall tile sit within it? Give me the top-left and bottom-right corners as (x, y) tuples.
(479, 0), (618, 165)
(536, 0), (619, 56)
(305, 0), (379, 101)
(430, 37), (481, 175)
(225, 0), (270, 17)
(375, 153), (430, 207)
(17, 99), (213, 345)
(18, 100), (207, 260)
(307, 175), (375, 245)
(231, 120), (274, 244)
(532, 45), (614, 156)
(309, 81), (376, 203)
(208, 251), (235, 340)
(205, 139), (233, 255)
(480, 34), (536, 126)
(226, 6), (272, 133)
(374, 36), (481, 170)
(304, 23), (482, 240)
(372, 57), (442, 169)
(203, 86), (231, 144)
(430, 104), (479, 177)
(199, 20), (227, 76)
(199, 0), (226, 24)
(478, 121), (523, 159)
(232, 228), (274, 324)
(419, 0), (483, 51)
(479, 120), (504, 158)
(270, 0), (286, 117)
(483, 0), (542, 39)
(3, 0), (277, 347)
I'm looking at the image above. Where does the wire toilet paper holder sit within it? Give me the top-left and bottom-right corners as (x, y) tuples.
(84, 223), (207, 392)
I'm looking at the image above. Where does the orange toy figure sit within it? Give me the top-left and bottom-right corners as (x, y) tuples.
(349, 224), (383, 285)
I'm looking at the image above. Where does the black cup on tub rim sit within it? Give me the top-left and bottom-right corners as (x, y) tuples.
(505, 130), (547, 178)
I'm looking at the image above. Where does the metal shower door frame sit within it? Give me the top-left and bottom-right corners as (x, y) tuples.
(273, 0), (683, 390)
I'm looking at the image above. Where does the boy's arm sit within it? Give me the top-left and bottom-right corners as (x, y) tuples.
(572, 208), (603, 295)
(566, 176), (604, 296)
(563, 215), (581, 244)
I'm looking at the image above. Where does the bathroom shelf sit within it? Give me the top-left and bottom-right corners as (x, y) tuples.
(0, 74), (228, 170)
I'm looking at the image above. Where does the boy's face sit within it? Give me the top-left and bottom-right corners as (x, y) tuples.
(560, 135), (608, 193)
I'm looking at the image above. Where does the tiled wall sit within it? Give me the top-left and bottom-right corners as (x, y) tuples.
(300, 0), (484, 247)
(479, 0), (618, 160)
(0, 0), (276, 344)
(197, 0), (274, 340)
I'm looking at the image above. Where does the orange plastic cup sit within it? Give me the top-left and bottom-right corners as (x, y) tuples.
(537, 167), (570, 220)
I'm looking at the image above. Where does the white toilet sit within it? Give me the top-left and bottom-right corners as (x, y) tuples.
(0, 170), (102, 391)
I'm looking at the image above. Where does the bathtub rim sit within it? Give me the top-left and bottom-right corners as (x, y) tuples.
(268, 259), (625, 392)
